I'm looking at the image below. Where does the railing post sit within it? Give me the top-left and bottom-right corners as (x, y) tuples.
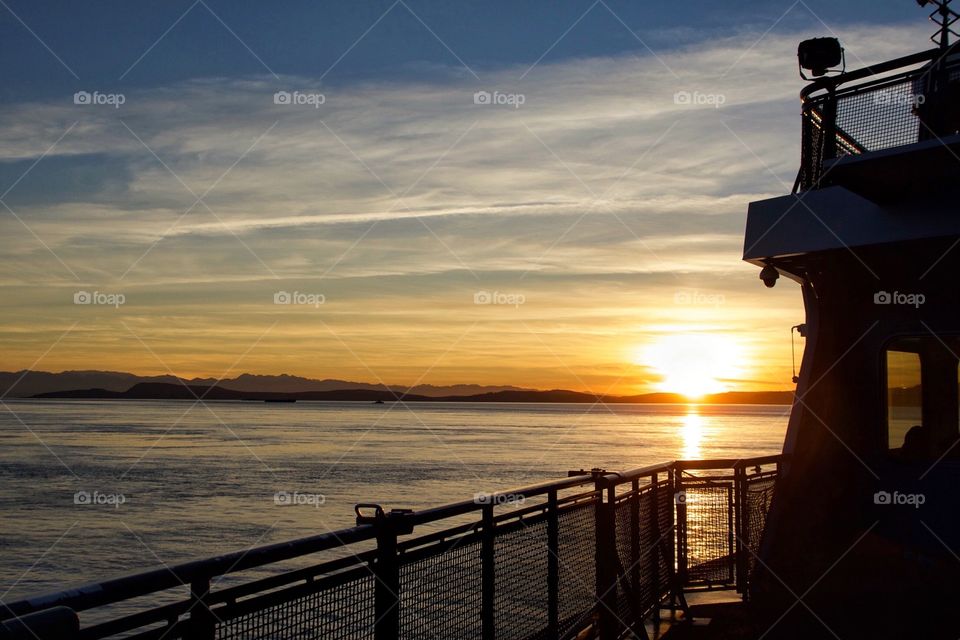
(734, 465), (748, 598)
(822, 87), (838, 163)
(674, 467), (687, 588)
(547, 489), (559, 640)
(374, 528), (399, 640)
(798, 105), (812, 191)
(595, 476), (618, 639)
(649, 473), (661, 626)
(482, 503), (496, 640)
(665, 467), (675, 589)
(629, 478), (644, 636)
(357, 507), (412, 640)
(187, 578), (214, 640)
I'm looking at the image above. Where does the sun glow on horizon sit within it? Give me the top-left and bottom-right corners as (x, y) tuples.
(638, 334), (743, 400)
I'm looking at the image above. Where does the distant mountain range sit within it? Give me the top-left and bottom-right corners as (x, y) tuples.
(9, 371), (796, 404)
(0, 370), (531, 399)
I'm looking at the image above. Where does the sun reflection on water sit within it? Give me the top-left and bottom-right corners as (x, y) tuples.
(681, 407), (704, 460)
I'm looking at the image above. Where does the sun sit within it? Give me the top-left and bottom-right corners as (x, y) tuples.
(638, 334), (742, 400)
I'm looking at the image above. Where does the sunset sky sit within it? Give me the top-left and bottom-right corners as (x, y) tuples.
(0, 1), (931, 395)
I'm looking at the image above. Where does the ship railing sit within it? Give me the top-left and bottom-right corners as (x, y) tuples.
(0, 455), (782, 640)
(796, 44), (960, 192)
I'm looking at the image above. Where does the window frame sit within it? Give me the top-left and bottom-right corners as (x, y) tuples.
(880, 333), (960, 458)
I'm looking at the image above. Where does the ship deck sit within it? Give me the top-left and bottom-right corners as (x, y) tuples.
(654, 591), (748, 639)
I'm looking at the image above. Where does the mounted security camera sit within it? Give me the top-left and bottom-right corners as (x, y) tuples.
(759, 265), (780, 288)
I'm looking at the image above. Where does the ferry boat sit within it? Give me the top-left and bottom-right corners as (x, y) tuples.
(3, 5), (960, 640)
(742, 3), (960, 636)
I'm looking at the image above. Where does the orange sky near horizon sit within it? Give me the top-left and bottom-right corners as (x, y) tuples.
(0, 264), (803, 396)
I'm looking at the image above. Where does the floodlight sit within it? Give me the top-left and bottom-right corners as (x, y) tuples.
(798, 37), (845, 80)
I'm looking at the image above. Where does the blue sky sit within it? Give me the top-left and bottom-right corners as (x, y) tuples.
(1, 1), (923, 98)
(0, 1), (937, 391)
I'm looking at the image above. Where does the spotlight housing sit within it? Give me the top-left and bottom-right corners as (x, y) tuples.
(798, 37), (845, 80)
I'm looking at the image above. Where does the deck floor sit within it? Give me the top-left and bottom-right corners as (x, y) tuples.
(650, 590), (748, 639)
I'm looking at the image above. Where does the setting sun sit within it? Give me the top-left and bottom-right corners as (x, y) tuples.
(639, 334), (742, 399)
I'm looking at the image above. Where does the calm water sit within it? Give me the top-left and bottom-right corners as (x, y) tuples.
(0, 400), (787, 603)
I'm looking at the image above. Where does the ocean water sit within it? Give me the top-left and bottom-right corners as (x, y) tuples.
(0, 400), (787, 604)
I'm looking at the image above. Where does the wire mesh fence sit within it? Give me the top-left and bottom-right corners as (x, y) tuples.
(797, 50), (960, 191)
(215, 569), (376, 640)
(555, 502), (596, 640)
(738, 471), (778, 590)
(676, 479), (734, 587)
(399, 535), (483, 640)
(2, 457), (781, 640)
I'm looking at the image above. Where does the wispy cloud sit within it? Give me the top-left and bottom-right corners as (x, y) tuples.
(0, 23), (927, 390)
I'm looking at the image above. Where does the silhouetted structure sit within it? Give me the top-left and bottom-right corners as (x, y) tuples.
(745, 5), (960, 636)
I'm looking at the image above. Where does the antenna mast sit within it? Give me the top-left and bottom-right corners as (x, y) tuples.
(919, 0), (959, 49)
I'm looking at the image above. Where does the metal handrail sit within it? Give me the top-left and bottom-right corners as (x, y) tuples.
(1, 455), (784, 640)
(1, 524), (377, 617)
(800, 48), (940, 101)
(796, 43), (960, 191)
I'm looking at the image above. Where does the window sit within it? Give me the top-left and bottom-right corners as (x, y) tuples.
(887, 348), (922, 451)
(885, 337), (959, 460)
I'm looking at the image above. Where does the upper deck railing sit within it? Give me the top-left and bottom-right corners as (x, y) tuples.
(796, 45), (960, 192)
(0, 455), (781, 640)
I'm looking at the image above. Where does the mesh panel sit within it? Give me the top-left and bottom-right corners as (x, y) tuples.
(634, 490), (659, 614)
(681, 482), (733, 585)
(613, 497), (634, 628)
(400, 537), (483, 640)
(800, 108), (826, 189)
(833, 79), (923, 153)
(494, 518), (549, 639)
(799, 60), (960, 190)
(743, 476), (777, 577)
(656, 484), (673, 581)
(556, 504), (596, 639)
(215, 572), (375, 640)
(608, 485), (673, 632)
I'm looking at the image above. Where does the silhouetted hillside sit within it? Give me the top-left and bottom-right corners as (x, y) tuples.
(3, 370), (530, 398)
(35, 382), (794, 404)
